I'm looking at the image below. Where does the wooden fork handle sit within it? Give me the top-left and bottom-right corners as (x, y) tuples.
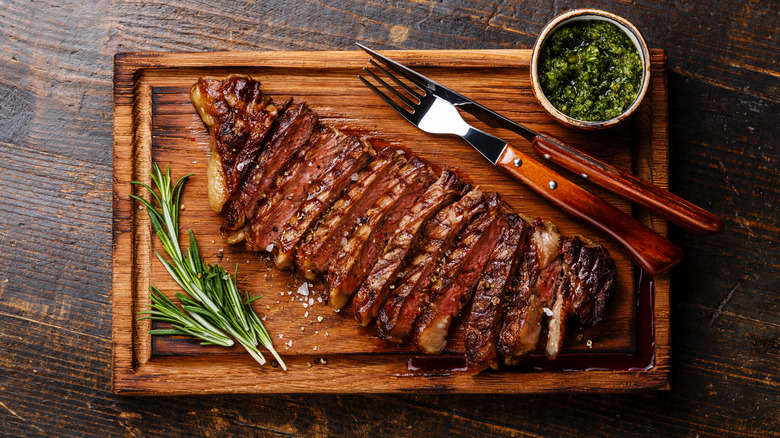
(497, 144), (683, 276)
(533, 132), (724, 235)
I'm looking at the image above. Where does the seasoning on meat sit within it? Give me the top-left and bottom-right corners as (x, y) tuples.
(190, 76), (618, 373)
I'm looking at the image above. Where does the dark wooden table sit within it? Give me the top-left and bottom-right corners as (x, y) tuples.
(1, 1), (777, 436)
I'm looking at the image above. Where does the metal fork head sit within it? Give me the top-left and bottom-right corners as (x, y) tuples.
(358, 59), (470, 136)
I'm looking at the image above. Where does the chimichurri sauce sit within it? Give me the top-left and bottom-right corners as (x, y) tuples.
(538, 20), (643, 122)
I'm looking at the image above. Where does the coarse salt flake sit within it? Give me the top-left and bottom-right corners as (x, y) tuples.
(350, 172), (359, 181)
(543, 307), (553, 317)
(303, 303), (308, 308)
(308, 298), (314, 305)
(297, 282), (310, 296)
(265, 243), (275, 252)
(279, 334), (284, 339)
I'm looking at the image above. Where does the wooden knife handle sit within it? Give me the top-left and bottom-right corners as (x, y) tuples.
(497, 144), (683, 276)
(533, 132), (724, 235)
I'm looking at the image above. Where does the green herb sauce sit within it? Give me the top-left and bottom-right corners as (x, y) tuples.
(538, 20), (643, 122)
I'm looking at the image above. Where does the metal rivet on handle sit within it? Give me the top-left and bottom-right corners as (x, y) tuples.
(513, 157), (522, 167)
(548, 180), (558, 190)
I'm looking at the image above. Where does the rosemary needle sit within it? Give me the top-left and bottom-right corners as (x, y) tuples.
(132, 164), (287, 370)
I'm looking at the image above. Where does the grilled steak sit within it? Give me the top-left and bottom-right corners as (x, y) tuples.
(465, 214), (529, 373)
(248, 126), (350, 251)
(414, 193), (505, 354)
(189, 77), (620, 372)
(233, 100), (319, 226)
(353, 170), (469, 326)
(273, 137), (376, 268)
(190, 75), (279, 213)
(545, 236), (616, 359)
(497, 219), (562, 366)
(295, 148), (406, 280)
(377, 188), (487, 343)
(327, 157), (435, 309)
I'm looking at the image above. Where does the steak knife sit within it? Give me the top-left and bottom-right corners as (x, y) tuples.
(357, 43), (684, 276)
(356, 43), (722, 236)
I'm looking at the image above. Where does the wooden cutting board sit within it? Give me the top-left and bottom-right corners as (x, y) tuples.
(112, 49), (671, 394)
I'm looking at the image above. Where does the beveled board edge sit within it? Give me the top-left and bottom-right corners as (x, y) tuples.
(112, 49), (671, 395)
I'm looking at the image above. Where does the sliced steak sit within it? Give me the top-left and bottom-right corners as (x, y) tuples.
(190, 75), (279, 213)
(497, 219), (562, 366)
(413, 193), (505, 354)
(327, 157), (436, 309)
(545, 236), (616, 360)
(377, 188), (487, 343)
(295, 148), (406, 280)
(234, 100), (319, 227)
(248, 127), (354, 252)
(353, 170), (469, 327)
(273, 138), (376, 269)
(465, 214), (530, 374)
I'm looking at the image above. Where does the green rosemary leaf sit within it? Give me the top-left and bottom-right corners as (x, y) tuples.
(133, 163), (285, 370)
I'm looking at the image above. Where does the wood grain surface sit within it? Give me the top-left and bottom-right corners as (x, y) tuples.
(1, 0), (777, 436)
(112, 50), (668, 394)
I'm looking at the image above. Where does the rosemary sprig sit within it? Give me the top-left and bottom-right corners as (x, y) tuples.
(132, 163), (286, 370)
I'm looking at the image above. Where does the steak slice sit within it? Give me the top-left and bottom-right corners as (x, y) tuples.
(295, 148), (406, 280)
(234, 100), (319, 226)
(377, 188), (487, 343)
(497, 219), (562, 366)
(190, 75), (279, 213)
(413, 193), (506, 354)
(248, 127), (354, 252)
(273, 138), (376, 269)
(353, 170), (469, 327)
(545, 235), (616, 359)
(327, 157), (435, 309)
(464, 214), (530, 374)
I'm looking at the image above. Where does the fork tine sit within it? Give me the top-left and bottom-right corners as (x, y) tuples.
(368, 59), (423, 101)
(357, 74), (413, 119)
(356, 43), (430, 91)
(361, 66), (419, 110)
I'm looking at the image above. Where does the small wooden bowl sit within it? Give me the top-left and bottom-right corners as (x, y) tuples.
(531, 9), (651, 130)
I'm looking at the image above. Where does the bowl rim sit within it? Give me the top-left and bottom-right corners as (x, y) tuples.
(530, 8), (652, 130)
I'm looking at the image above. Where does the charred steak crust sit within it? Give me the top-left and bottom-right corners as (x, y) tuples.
(545, 236), (617, 360)
(327, 157), (436, 310)
(377, 188), (488, 343)
(563, 236), (616, 326)
(413, 193), (506, 354)
(190, 75), (279, 213)
(353, 170), (469, 327)
(497, 219), (562, 366)
(273, 137), (376, 269)
(295, 148), (407, 280)
(465, 214), (529, 374)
